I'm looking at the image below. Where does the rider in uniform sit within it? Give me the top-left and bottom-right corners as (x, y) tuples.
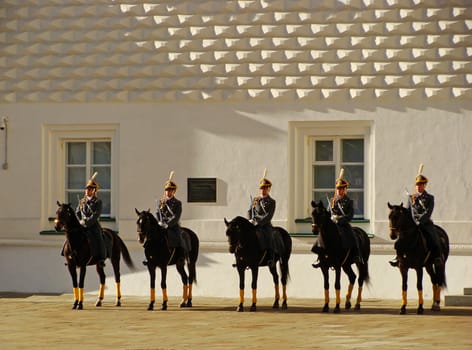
(390, 165), (442, 267)
(156, 171), (186, 254)
(76, 173), (106, 267)
(248, 170), (276, 266)
(313, 169), (362, 267)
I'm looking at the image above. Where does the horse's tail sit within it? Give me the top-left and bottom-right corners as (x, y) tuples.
(115, 232), (135, 271)
(277, 228), (292, 283)
(354, 227), (371, 286)
(435, 225), (449, 288)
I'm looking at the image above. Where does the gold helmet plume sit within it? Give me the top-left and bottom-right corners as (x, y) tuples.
(335, 168), (349, 189)
(164, 170), (177, 191)
(415, 163), (428, 185)
(259, 168), (272, 189)
(85, 171), (99, 190)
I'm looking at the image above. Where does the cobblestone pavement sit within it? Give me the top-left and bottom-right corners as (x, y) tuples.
(1, 293), (471, 350)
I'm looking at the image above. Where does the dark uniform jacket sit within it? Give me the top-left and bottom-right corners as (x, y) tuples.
(409, 190), (434, 225)
(76, 195), (102, 235)
(158, 196), (182, 248)
(248, 195), (276, 252)
(331, 195), (354, 225)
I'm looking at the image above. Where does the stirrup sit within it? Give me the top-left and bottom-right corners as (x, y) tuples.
(389, 258), (399, 267)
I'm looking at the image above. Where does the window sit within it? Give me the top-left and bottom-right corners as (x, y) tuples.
(312, 138), (364, 218)
(65, 141), (112, 217)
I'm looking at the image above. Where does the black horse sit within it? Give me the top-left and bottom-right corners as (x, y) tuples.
(388, 202), (449, 314)
(54, 201), (135, 310)
(224, 216), (292, 312)
(311, 200), (370, 313)
(135, 209), (199, 311)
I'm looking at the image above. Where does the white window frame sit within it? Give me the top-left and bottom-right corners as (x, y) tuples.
(41, 123), (119, 230)
(288, 120), (372, 234)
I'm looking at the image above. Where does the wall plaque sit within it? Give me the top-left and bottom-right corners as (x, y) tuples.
(187, 178), (217, 203)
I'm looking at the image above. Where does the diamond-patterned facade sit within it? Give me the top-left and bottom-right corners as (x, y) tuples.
(0, 0), (471, 102)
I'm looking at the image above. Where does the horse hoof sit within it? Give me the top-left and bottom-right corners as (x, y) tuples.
(72, 301), (79, 310)
(147, 302), (154, 311)
(95, 299), (102, 307)
(333, 304), (341, 313)
(431, 303), (440, 311)
(161, 301), (168, 310)
(354, 303), (361, 311)
(417, 305), (424, 314)
(250, 303), (257, 312)
(400, 305), (406, 315)
(179, 301), (187, 308)
(236, 303), (244, 312)
(115, 299), (121, 307)
(272, 300), (280, 309)
(77, 302), (83, 310)
(345, 301), (352, 310)
(322, 304), (329, 313)
(186, 299), (192, 307)
(282, 300), (288, 310)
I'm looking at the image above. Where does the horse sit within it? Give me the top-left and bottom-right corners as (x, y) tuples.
(310, 200), (370, 313)
(224, 216), (292, 312)
(54, 201), (135, 310)
(135, 209), (199, 311)
(387, 202), (449, 314)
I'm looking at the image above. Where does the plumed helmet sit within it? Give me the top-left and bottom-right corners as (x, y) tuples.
(259, 168), (272, 189)
(415, 164), (428, 185)
(335, 168), (349, 189)
(85, 172), (99, 190)
(164, 171), (177, 191)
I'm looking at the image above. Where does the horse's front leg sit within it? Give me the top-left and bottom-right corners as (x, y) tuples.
(95, 264), (106, 307)
(176, 257), (190, 308)
(160, 265), (169, 310)
(147, 264), (156, 311)
(321, 266), (330, 313)
(269, 263), (280, 309)
(250, 266), (259, 312)
(77, 266), (87, 310)
(236, 265), (246, 312)
(400, 266), (409, 314)
(67, 263), (80, 310)
(333, 267), (342, 313)
(415, 267), (424, 314)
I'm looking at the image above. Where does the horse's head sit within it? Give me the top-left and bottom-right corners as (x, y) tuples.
(224, 216), (251, 254)
(55, 201), (78, 231)
(135, 208), (157, 244)
(387, 202), (409, 240)
(311, 200), (330, 235)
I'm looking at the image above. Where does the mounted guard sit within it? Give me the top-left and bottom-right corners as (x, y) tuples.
(75, 172), (106, 267)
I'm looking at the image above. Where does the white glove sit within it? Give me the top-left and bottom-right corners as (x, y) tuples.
(330, 215), (339, 223)
(158, 221), (168, 229)
(79, 219), (86, 227)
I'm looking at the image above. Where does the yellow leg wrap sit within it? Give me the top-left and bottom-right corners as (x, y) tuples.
(324, 289), (329, 304)
(402, 290), (407, 306)
(434, 285), (441, 303)
(282, 285), (287, 301)
(335, 289), (341, 305)
(182, 285), (188, 301)
(98, 284), (105, 300)
(252, 289), (257, 304)
(150, 288), (156, 303)
(115, 282), (121, 299)
(162, 288), (168, 302)
(346, 283), (354, 301)
(73, 288), (79, 301)
(356, 287), (363, 304)
(188, 284), (193, 299)
(418, 290), (424, 305)
(239, 289), (244, 304)
(274, 284), (280, 301)
(79, 288), (84, 302)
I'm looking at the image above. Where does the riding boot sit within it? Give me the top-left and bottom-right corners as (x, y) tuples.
(312, 258), (321, 268)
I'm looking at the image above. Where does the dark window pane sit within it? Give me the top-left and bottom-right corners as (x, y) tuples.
(342, 139), (363, 162)
(313, 191), (333, 208)
(342, 165), (364, 189)
(348, 191), (364, 218)
(67, 191), (84, 208)
(93, 142), (111, 164)
(99, 192), (111, 216)
(315, 140), (333, 161)
(313, 165), (335, 188)
(67, 167), (86, 189)
(92, 166), (110, 190)
(67, 142), (85, 165)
